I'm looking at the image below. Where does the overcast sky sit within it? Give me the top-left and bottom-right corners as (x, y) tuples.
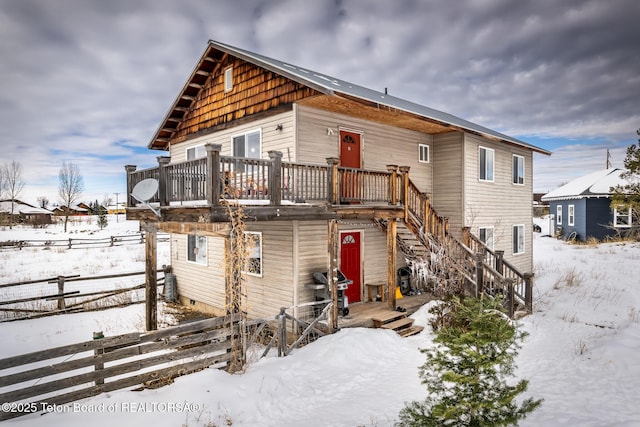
(1, 0), (639, 206)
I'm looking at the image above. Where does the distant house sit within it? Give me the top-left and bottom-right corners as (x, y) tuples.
(0, 199), (53, 226)
(541, 168), (638, 241)
(52, 204), (89, 216)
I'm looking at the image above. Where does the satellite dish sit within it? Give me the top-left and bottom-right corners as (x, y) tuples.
(131, 178), (160, 217)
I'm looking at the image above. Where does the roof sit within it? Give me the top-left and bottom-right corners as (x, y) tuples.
(149, 40), (550, 155)
(541, 168), (630, 201)
(0, 199), (52, 215)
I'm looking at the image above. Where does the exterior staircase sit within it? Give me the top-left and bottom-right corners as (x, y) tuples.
(372, 310), (424, 337)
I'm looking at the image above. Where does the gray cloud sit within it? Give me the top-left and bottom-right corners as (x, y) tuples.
(0, 0), (638, 202)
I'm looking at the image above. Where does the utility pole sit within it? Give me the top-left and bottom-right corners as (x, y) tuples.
(606, 149), (612, 169)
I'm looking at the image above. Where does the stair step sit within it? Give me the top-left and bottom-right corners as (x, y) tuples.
(379, 317), (415, 331)
(372, 311), (406, 327)
(397, 325), (424, 337)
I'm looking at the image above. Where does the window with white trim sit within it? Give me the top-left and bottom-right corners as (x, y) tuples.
(418, 144), (430, 163)
(187, 145), (206, 160)
(556, 205), (563, 225)
(479, 146), (494, 181)
(568, 205), (575, 226)
(224, 67), (233, 92)
(187, 234), (207, 265)
(244, 231), (262, 276)
(614, 208), (632, 228)
(478, 226), (494, 250)
(233, 129), (261, 159)
(513, 224), (525, 255)
(512, 154), (524, 185)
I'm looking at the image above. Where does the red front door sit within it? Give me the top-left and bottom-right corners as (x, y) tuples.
(340, 231), (361, 303)
(339, 130), (361, 201)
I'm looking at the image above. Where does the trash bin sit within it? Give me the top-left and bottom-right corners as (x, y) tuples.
(398, 267), (412, 296)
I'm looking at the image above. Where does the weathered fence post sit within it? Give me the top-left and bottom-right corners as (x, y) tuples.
(495, 250), (505, 274)
(68, 238), (72, 249)
(326, 158), (340, 205)
(205, 143), (221, 206)
(475, 252), (485, 298)
(124, 164), (137, 209)
(524, 272), (534, 312)
(57, 276), (66, 310)
(157, 156), (170, 207)
(505, 278), (515, 318)
(143, 221), (158, 331)
(268, 150), (283, 206)
(399, 166), (410, 223)
(93, 331), (105, 386)
(386, 165), (398, 205)
(277, 308), (287, 357)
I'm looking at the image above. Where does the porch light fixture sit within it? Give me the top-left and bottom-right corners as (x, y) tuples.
(275, 124), (283, 131)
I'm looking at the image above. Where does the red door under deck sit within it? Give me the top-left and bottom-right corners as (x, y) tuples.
(340, 231), (361, 304)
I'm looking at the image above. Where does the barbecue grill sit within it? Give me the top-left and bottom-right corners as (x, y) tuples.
(307, 270), (353, 316)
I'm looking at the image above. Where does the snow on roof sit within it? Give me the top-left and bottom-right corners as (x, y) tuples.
(0, 199), (52, 214)
(541, 168), (629, 201)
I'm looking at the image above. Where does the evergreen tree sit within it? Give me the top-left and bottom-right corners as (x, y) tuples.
(397, 296), (541, 427)
(96, 206), (108, 230)
(610, 129), (640, 235)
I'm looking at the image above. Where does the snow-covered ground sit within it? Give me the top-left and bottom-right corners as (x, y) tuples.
(1, 216), (639, 426)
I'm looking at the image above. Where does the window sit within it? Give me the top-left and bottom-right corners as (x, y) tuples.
(479, 146), (494, 181)
(224, 67), (233, 92)
(418, 144), (430, 163)
(568, 205), (575, 226)
(233, 129), (261, 159)
(614, 208), (632, 228)
(245, 231), (262, 276)
(187, 145), (206, 160)
(478, 226), (494, 250)
(512, 155), (524, 185)
(513, 224), (525, 255)
(187, 235), (207, 265)
(556, 205), (563, 225)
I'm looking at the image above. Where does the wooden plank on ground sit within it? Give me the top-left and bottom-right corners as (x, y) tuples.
(379, 317), (414, 331)
(372, 310), (406, 328)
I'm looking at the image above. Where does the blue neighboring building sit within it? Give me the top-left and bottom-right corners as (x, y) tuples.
(541, 168), (636, 241)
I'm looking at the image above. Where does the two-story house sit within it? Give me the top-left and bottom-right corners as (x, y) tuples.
(125, 40), (550, 329)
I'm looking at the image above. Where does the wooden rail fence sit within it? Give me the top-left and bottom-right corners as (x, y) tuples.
(0, 314), (241, 420)
(0, 232), (169, 251)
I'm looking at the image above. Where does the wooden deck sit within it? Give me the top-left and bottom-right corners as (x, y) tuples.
(338, 292), (434, 329)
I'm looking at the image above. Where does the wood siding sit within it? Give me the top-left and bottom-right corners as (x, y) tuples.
(462, 134), (534, 273)
(432, 131), (465, 236)
(171, 57), (319, 143)
(170, 110), (296, 163)
(296, 105), (433, 193)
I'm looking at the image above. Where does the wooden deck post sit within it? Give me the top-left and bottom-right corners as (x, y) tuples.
(124, 165), (137, 209)
(268, 150), (283, 206)
(524, 272), (534, 312)
(462, 227), (471, 247)
(205, 143), (222, 206)
(423, 193), (430, 235)
(327, 219), (339, 330)
(386, 165), (398, 205)
(495, 250), (505, 274)
(143, 221), (158, 331)
(326, 158), (340, 205)
(399, 166), (411, 223)
(475, 252), (485, 298)
(387, 218), (397, 310)
(505, 278), (515, 318)
(157, 156), (170, 207)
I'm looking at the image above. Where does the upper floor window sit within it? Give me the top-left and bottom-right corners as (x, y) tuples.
(224, 67), (233, 92)
(187, 145), (206, 160)
(233, 129), (261, 159)
(513, 224), (525, 255)
(418, 144), (430, 163)
(478, 226), (494, 250)
(568, 205), (575, 226)
(513, 155), (525, 185)
(245, 231), (262, 277)
(187, 234), (207, 265)
(556, 205), (563, 225)
(479, 146), (494, 182)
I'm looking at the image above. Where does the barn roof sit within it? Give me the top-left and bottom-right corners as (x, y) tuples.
(149, 40), (550, 155)
(541, 168), (630, 201)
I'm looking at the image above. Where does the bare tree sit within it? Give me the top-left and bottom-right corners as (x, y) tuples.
(58, 162), (84, 232)
(0, 164), (5, 199)
(37, 196), (49, 209)
(3, 161), (25, 229)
